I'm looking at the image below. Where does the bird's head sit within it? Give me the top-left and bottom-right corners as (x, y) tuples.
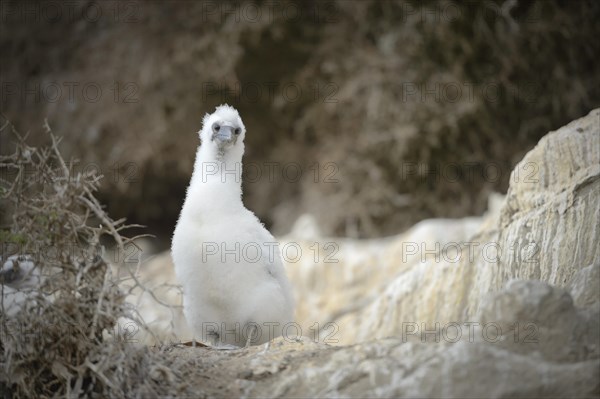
(0, 255), (40, 289)
(199, 105), (246, 158)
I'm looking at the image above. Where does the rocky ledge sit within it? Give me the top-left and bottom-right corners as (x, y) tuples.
(136, 109), (599, 398)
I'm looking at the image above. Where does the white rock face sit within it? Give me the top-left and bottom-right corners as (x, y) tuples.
(497, 110), (600, 284)
(320, 108), (600, 345)
(280, 216), (485, 344)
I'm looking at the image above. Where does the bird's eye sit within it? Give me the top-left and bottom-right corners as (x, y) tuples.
(234, 128), (241, 135)
(212, 123), (220, 133)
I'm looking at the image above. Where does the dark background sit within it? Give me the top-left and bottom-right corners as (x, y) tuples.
(1, 0), (599, 250)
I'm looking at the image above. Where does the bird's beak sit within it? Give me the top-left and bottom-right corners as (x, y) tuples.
(213, 125), (237, 146)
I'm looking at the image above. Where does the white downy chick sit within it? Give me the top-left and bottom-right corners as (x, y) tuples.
(171, 105), (295, 347)
(0, 255), (42, 316)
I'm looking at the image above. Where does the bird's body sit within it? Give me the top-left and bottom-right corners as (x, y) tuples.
(171, 105), (294, 347)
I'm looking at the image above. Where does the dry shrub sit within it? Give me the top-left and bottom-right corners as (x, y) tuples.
(0, 120), (191, 397)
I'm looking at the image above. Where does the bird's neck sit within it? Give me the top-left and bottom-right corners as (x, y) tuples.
(185, 145), (245, 216)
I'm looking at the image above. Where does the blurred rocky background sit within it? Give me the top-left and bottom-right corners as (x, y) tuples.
(2, 0), (599, 250)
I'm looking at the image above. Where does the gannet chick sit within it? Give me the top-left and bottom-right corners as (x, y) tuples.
(171, 105), (295, 348)
(0, 255), (39, 289)
(0, 255), (42, 316)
